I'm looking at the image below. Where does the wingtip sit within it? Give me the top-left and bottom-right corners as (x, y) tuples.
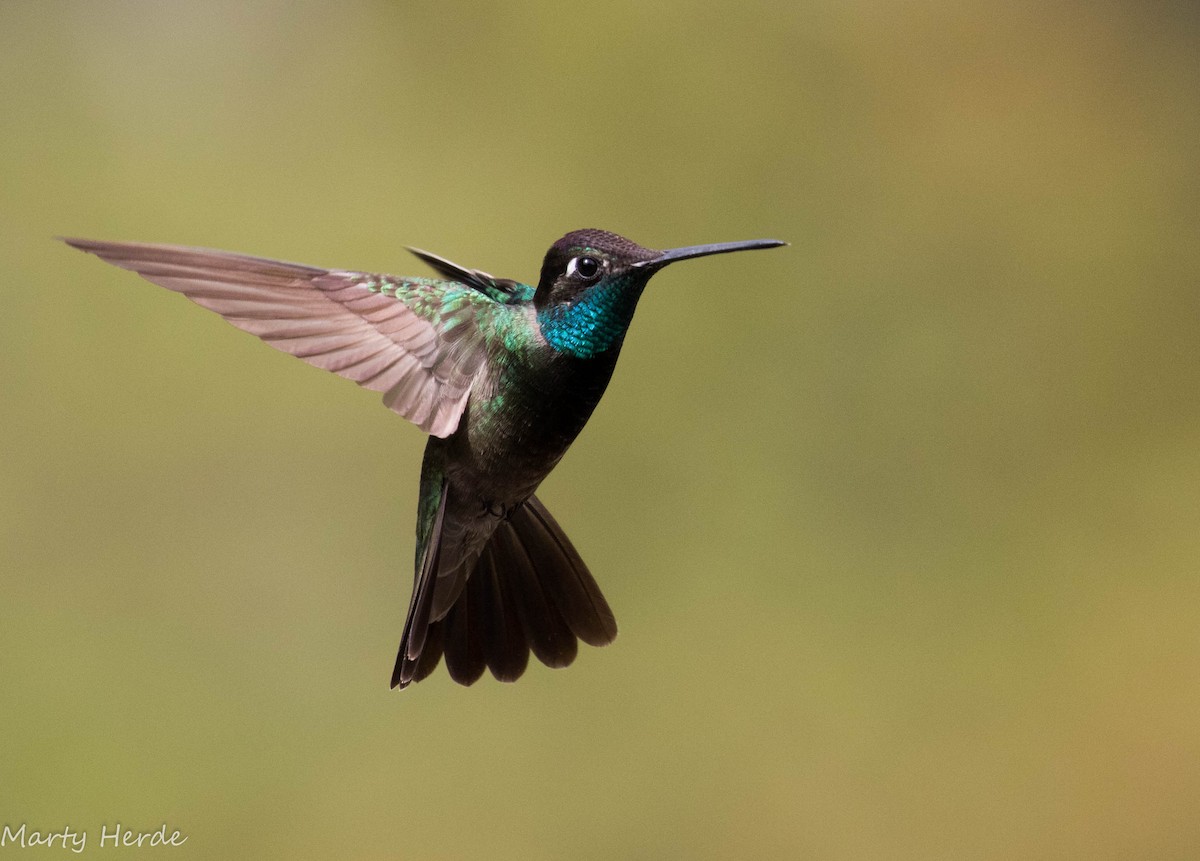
(58, 236), (125, 257)
(404, 246), (438, 266)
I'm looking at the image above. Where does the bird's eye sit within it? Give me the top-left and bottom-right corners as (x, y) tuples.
(566, 256), (602, 281)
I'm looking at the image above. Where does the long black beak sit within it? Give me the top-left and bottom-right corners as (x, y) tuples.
(634, 238), (787, 270)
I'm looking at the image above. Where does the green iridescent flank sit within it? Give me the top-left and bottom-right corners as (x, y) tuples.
(472, 390), (509, 436)
(537, 274), (644, 359)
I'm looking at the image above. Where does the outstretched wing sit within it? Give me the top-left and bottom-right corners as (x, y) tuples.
(63, 238), (509, 438)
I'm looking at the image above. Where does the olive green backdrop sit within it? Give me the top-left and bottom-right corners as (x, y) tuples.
(3, 2), (1199, 858)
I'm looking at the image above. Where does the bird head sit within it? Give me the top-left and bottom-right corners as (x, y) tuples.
(533, 229), (784, 358)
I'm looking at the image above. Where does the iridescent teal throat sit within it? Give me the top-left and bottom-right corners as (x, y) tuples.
(537, 275), (646, 359)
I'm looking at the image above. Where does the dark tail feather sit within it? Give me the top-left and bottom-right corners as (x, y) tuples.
(410, 616), (445, 684)
(441, 571), (487, 685)
(512, 497), (618, 647)
(391, 480), (448, 689)
(390, 493), (617, 688)
(477, 543), (530, 682)
(491, 517), (578, 668)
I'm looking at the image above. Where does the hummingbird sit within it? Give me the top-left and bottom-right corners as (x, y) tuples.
(63, 229), (784, 689)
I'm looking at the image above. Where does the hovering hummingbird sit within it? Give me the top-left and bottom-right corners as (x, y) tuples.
(64, 229), (784, 688)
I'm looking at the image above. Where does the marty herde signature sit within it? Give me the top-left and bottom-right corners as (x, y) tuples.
(2, 823), (187, 853)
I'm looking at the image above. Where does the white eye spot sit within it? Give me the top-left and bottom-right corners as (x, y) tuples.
(566, 256), (602, 280)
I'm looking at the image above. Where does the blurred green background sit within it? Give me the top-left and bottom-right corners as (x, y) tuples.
(3, 1), (1199, 858)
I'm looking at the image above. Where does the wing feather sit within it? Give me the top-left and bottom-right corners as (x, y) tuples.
(63, 237), (507, 437)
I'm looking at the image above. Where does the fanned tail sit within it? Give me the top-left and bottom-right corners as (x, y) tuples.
(390, 494), (617, 689)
